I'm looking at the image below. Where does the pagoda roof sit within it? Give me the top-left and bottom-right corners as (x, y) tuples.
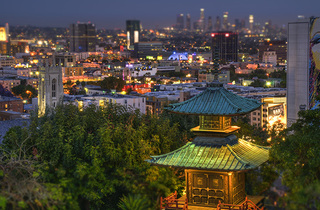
(146, 135), (269, 171)
(166, 87), (262, 115)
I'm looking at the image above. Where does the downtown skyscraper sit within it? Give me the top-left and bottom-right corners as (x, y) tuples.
(126, 20), (140, 50)
(69, 22), (96, 52)
(176, 14), (184, 30)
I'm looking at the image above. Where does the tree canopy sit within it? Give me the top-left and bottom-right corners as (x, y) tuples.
(271, 109), (320, 209)
(0, 103), (193, 209)
(11, 80), (37, 101)
(99, 76), (126, 92)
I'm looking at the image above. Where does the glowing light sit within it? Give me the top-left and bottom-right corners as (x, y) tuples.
(211, 33), (215, 37)
(266, 81), (271, 87)
(225, 33), (230, 37)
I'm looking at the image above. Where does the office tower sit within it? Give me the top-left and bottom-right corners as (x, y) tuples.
(235, 19), (240, 32)
(287, 17), (320, 125)
(207, 16), (213, 31)
(214, 16), (221, 31)
(186, 14), (191, 31)
(176, 14), (184, 30)
(126, 20), (140, 50)
(5, 23), (9, 42)
(223, 12), (229, 30)
(134, 42), (163, 59)
(69, 22), (96, 52)
(249, 15), (254, 31)
(10, 40), (28, 56)
(211, 31), (238, 63)
(240, 19), (246, 29)
(200, 8), (205, 31)
(0, 23), (9, 55)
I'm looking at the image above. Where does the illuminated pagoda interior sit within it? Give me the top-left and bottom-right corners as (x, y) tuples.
(147, 84), (269, 208)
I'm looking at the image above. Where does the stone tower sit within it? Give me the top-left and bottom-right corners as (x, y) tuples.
(38, 61), (63, 116)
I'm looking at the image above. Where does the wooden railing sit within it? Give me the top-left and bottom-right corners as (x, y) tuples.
(216, 197), (264, 210)
(160, 191), (188, 210)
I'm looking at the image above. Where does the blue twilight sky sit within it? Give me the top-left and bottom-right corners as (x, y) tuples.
(1, 0), (319, 29)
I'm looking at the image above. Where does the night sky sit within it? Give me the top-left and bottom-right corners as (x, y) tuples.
(2, 0), (320, 29)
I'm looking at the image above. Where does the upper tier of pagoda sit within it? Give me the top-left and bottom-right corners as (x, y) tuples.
(166, 87), (262, 116)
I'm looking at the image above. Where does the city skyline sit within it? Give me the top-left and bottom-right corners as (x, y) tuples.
(1, 0), (320, 29)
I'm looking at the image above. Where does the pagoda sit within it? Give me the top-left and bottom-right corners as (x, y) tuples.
(146, 84), (269, 208)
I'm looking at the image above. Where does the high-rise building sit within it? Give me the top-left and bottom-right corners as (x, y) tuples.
(200, 8), (205, 31)
(176, 14), (184, 30)
(240, 19), (246, 29)
(211, 31), (238, 63)
(207, 16), (213, 31)
(186, 14), (191, 31)
(249, 15), (254, 32)
(0, 23), (9, 55)
(10, 40), (28, 56)
(235, 19), (241, 32)
(287, 17), (320, 125)
(214, 16), (221, 31)
(69, 22), (96, 52)
(222, 12), (229, 30)
(126, 20), (140, 50)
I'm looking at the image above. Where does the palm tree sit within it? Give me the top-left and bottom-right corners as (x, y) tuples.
(118, 194), (150, 210)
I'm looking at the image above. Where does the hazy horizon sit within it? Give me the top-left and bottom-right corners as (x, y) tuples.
(1, 0), (319, 29)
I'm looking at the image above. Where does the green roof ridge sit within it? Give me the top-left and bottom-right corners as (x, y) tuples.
(219, 88), (243, 113)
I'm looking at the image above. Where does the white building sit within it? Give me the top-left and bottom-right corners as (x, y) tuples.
(287, 17), (320, 125)
(132, 68), (157, 77)
(76, 94), (146, 114)
(262, 51), (277, 66)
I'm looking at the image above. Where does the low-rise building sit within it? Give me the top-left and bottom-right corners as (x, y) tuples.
(0, 78), (21, 91)
(0, 96), (23, 113)
(67, 94), (146, 114)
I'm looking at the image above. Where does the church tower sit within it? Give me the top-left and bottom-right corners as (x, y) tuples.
(38, 60), (63, 116)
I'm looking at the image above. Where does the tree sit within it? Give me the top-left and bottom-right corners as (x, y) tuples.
(118, 194), (150, 210)
(249, 69), (268, 79)
(249, 79), (265, 88)
(0, 126), (73, 209)
(100, 76), (126, 91)
(1, 103), (186, 209)
(271, 109), (320, 208)
(11, 81), (37, 101)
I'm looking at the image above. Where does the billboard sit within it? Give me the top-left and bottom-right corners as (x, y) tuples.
(309, 17), (320, 108)
(268, 104), (285, 126)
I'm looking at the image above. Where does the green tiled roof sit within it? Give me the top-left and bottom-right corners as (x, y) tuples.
(146, 135), (269, 171)
(166, 87), (262, 115)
